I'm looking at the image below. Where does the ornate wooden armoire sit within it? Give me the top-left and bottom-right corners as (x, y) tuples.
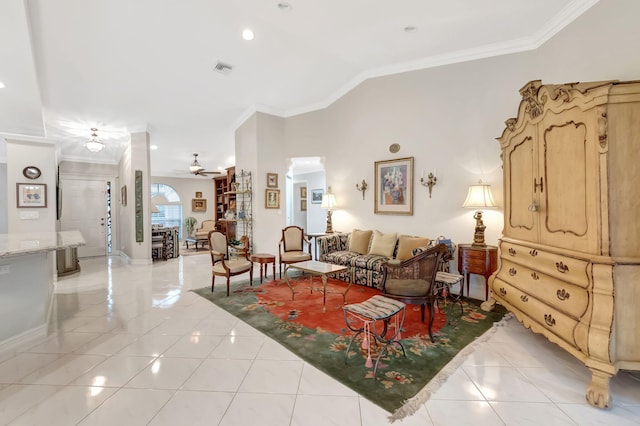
(489, 79), (640, 408)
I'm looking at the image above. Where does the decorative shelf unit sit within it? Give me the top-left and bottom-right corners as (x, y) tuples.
(215, 168), (252, 251)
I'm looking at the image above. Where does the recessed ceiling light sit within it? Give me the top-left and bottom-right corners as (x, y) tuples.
(404, 26), (418, 33)
(0, 81), (5, 89)
(150, 145), (158, 150)
(277, 2), (292, 11)
(242, 28), (254, 41)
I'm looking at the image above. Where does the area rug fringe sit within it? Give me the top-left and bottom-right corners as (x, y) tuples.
(388, 312), (514, 423)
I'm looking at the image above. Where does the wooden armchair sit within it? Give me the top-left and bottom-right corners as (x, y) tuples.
(278, 225), (312, 278)
(208, 230), (253, 296)
(381, 243), (448, 342)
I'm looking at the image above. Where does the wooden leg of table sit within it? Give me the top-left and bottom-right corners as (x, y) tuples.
(283, 266), (295, 300)
(271, 262), (275, 281)
(259, 263), (264, 283)
(322, 274), (327, 313)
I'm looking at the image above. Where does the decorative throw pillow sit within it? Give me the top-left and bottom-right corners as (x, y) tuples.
(368, 230), (398, 257)
(349, 229), (373, 254)
(396, 235), (430, 260)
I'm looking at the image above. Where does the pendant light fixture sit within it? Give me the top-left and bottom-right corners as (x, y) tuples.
(84, 128), (105, 153)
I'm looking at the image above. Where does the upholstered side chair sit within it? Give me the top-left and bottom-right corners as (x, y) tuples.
(381, 243), (448, 342)
(208, 230), (253, 296)
(278, 225), (312, 278)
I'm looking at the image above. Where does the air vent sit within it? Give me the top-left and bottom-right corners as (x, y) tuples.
(214, 62), (233, 74)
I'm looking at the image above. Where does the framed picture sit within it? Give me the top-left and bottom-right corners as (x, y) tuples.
(265, 189), (280, 209)
(301, 199), (307, 211)
(121, 185), (127, 206)
(311, 189), (323, 204)
(374, 156), (414, 215)
(195, 191), (202, 198)
(300, 186), (307, 199)
(192, 198), (207, 212)
(16, 183), (47, 208)
(267, 173), (278, 188)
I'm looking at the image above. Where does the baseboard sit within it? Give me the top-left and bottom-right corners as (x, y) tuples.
(0, 325), (47, 361)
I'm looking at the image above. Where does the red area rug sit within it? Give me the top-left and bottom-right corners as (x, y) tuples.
(234, 276), (447, 339)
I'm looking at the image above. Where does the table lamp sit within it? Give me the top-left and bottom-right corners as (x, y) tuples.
(462, 180), (496, 247)
(321, 187), (337, 233)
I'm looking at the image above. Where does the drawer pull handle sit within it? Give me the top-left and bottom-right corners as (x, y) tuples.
(529, 249), (538, 257)
(557, 289), (570, 301)
(508, 248), (516, 256)
(509, 267), (517, 276)
(499, 287), (507, 297)
(544, 314), (556, 327)
(556, 262), (569, 273)
(531, 272), (539, 280)
(520, 295), (529, 302)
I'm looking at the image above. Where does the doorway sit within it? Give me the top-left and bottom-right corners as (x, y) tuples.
(59, 178), (110, 257)
(287, 157), (326, 234)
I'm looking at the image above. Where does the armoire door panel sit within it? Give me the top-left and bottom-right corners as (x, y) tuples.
(505, 129), (537, 240)
(540, 110), (600, 252)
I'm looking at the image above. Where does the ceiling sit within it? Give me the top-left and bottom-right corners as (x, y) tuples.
(0, 0), (599, 177)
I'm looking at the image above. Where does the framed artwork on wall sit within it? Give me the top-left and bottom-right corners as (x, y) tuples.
(374, 156), (414, 215)
(195, 191), (202, 198)
(301, 199), (307, 211)
(300, 186), (307, 199)
(267, 173), (278, 188)
(16, 183), (47, 208)
(311, 189), (323, 204)
(265, 189), (280, 209)
(192, 198), (207, 212)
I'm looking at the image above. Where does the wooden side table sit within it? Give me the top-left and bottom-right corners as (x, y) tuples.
(457, 244), (498, 300)
(250, 253), (276, 284)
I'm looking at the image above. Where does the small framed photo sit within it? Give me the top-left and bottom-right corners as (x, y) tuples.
(311, 189), (323, 204)
(192, 198), (207, 212)
(265, 189), (280, 209)
(300, 186), (307, 199)
(195, 191), (202, 198)
(17, 183), (47, 208)
(121, 185), (127, 206)
(267, 173), (278, 188)
(300, 199), (307, 211)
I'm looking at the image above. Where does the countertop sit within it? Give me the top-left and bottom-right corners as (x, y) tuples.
(0, 230), (86, 258)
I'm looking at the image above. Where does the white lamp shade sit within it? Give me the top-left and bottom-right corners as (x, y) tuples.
(152, 194), (169, 205)
(321, 193), (337, 210)
(462, 183), (496, 208)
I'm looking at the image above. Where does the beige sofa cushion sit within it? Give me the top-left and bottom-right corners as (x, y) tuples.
(396, 235), (430, 260)
(349, 229), (373, 254)
(368, 230), (397, 257)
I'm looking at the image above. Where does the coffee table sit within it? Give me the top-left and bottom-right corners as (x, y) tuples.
(283, 260), (351, 312)
(185, 237), (207, 250)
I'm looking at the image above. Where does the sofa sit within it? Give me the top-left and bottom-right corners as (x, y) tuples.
(317, 229), (435, 289)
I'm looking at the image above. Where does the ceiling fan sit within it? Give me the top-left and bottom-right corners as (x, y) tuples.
(189, 153), (221, 176)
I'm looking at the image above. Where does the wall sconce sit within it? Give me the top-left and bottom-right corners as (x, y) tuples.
(420, 170), (438, 198)
(356, 179), (367, 200)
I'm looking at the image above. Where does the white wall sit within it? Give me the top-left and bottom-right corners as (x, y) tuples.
(238, 0), (640, 277)
(0, 163), (7, 233)
(295, 171), (325, 234)
(6, 140), (57, 233)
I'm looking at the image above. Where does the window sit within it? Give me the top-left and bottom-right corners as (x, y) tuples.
(151, 183), (183, 238)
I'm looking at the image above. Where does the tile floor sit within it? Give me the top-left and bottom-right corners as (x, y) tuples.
(0, 253), (639, 425)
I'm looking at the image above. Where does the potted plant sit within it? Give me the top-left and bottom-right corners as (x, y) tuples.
(183, 216), (197, 238)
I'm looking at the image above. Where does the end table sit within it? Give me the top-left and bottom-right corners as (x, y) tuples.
(457, 244), (498, 300)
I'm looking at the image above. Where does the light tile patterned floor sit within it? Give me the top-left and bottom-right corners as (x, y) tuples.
(0, 254), (639, 425)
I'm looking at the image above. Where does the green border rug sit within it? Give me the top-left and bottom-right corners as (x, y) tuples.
(193, 279), (507, 421)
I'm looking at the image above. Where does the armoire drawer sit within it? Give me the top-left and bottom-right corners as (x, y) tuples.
(492, 277), (585, 351)
(501, 241), (590, 289)
(496, 260), (589, 319)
